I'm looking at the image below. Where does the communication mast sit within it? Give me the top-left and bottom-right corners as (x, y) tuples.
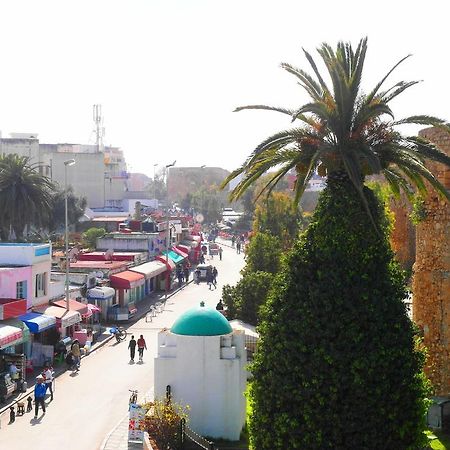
(93, 104), (105, 152)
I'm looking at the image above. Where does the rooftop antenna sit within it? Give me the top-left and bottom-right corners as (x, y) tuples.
(93, 104), (105, 153)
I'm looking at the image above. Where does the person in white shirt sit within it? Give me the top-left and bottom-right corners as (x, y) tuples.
(43, 364), (54, 401)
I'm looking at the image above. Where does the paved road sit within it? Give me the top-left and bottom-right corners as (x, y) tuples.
(0, 244), (244, 450)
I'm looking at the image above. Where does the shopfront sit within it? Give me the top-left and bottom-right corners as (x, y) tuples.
(109, 271), (145, 305)
(129, 260), (167, 296)
(87, 286), (116, 322)
(155, 255), (176, 291)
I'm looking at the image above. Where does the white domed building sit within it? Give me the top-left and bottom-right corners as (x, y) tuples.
(154, 302), (247, 441)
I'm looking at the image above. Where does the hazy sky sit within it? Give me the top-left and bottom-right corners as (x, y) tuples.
(0, 1), (449, 178)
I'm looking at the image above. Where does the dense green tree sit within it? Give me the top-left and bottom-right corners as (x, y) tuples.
(243, 232), (281, 274)
(222, 232), (281, 325)
(222, 38), (450, 449)
(83, 227), (106, 249)
(222, 271), (273, 326)
(47, 187), (87, 232)
(0, 154), (55, 241)
(253, 191), (302, 248)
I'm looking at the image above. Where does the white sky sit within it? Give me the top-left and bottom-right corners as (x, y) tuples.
(0, 0), (449, 178)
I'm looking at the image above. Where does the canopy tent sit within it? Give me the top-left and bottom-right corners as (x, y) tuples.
(172, 247), (189, 260)
(161, 250), (185, 265)
(129, 260), (167, 279)
(52, 299), (90, 320)
(109, 271), (145, 289)
(0, 324), (23, 350)
(19, 312), (56, 333)
(155, 255), (176, 271)
(34, 306), (82, 329)
(87, 286), (115, 300)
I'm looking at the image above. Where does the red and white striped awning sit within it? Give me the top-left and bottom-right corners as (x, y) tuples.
(0, 324), (23, 349)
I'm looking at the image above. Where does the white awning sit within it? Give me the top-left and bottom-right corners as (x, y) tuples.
(129, 260), (167, 279)
(0, 324), (23, 349)
(87, 286), (116, 300)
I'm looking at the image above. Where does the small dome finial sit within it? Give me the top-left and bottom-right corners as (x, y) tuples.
(200, 301), (205, 307)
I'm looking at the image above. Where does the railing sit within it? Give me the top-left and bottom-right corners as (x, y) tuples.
(181, 418), (217, 450)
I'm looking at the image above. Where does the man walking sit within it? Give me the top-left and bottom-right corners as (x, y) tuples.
(218, 247), (223, 261)
(71, 339), (81, 371)
(128, 335), (137, 362)
(236, 239), (241, 254)
(43, 364), (54, 401)
(212, 266), (218, 287)
(137, 335), (147, 362)
(34, 375), (46, 418)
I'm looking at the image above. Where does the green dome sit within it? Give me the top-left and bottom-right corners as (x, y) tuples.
(171, 302), (232, 336)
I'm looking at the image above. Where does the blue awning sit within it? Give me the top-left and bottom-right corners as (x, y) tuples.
(19, 312), (56, 333)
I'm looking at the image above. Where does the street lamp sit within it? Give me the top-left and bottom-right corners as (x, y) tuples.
(165, 160), (176, 301)
(64, 159), (76, 310)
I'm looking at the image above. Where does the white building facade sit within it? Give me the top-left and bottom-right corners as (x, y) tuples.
(154, 304), (247, 441)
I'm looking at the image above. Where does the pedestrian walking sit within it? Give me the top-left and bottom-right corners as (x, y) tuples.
(212, 266), (218, 287)
(71, 339), (81, 371)
(137, 335), (147, 362)
(43, 364), (54, 401)
(231, 235), (236, 247)
(236, 240), (241, 254)
(34, 375), (46, 418)
(218, 247), (223, 261)
(195, 268), (201, 284)
(128, 335), (137, 362)
(184, 266), (190, 282)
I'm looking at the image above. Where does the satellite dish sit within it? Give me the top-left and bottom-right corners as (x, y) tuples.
(104, 249), (114, 261)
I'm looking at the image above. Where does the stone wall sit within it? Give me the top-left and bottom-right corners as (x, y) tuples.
(389, 195), (415, 272)
(413, 127), (450, 395)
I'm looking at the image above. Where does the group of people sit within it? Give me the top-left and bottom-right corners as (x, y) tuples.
(231, 235), (246, 254)
(176, 265), (190, 288)
(128, 335), (147, 362)
(206, 266), (218, 290)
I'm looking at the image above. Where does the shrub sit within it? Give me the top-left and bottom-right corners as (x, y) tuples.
(250, 176), (429, 449)
(141, 398), (189, 450)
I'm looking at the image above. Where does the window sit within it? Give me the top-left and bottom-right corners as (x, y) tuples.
(35, 273), (47, 297)
(16, 281), (27, 299)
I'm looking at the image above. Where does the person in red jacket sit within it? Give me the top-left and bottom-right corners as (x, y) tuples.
(137, 335), (147, 362)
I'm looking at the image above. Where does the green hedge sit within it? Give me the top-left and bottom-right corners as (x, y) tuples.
(249, 175), (429, 449)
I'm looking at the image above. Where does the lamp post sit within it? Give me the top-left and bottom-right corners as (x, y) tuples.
(165, 160), (176, 301)
(64, 159), (76, 310)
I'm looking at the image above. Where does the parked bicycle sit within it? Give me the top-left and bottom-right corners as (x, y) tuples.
(110, 326), (127, 343)
(129, 389), (138, 405)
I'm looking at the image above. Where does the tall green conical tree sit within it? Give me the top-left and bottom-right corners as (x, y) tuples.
(221, 38), (450, 449)
(0, 154), (55, 241)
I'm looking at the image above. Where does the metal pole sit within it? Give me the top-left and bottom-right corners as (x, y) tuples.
(164, 161), (176, 302)
(65, 164), (69, 311)
(64, 159), (76, 311)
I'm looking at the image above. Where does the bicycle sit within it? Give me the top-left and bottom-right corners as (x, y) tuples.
(129, 389), (138, 405)
(110, 326), (127, 343)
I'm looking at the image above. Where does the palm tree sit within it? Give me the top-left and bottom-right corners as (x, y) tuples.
(223, 37), (450, 210)
(223, 38), (450, 449)
(0, 154), (55, 241)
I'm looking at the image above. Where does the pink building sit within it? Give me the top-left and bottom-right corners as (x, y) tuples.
(0, 243), (51, 310)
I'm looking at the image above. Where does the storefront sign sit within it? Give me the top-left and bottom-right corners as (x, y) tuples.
(128, 403), (145, 443)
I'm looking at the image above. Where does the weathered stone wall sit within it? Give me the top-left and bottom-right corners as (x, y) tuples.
(413, 127), (450, 395)
(390, 195), (415, 272)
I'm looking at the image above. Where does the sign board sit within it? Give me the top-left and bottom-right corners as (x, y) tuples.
(128, 403), (145, 443)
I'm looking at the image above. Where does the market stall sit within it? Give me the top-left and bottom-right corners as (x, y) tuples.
(87, 286), (115, 322)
